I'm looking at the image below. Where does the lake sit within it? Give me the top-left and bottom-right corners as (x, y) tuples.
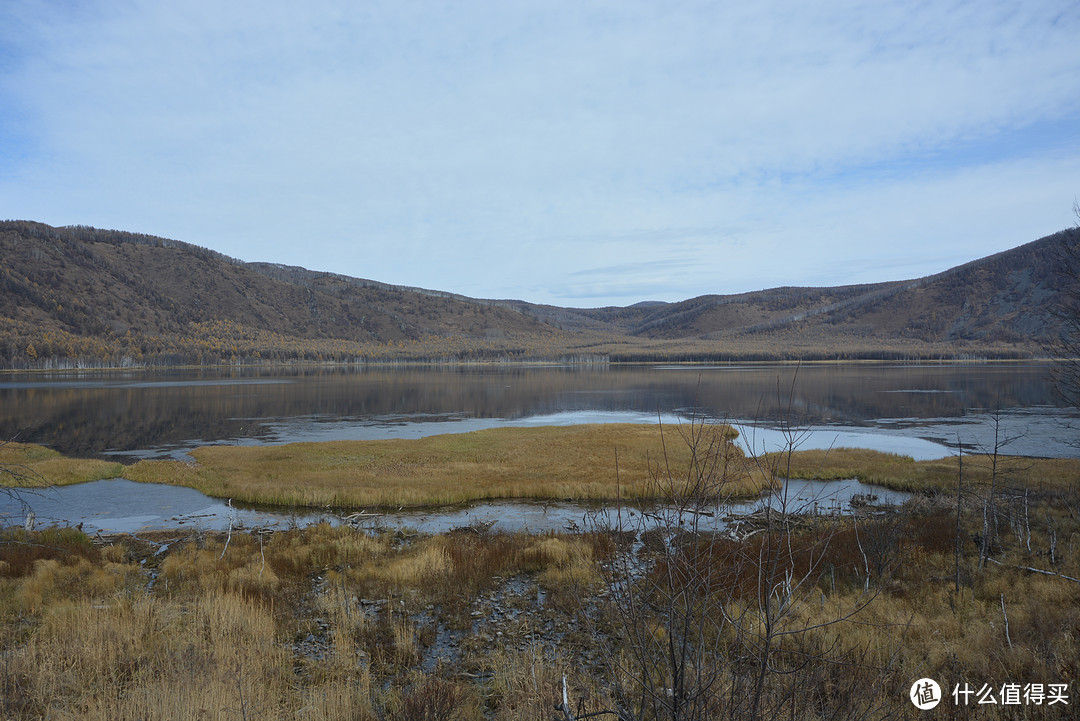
(3, 361), (1075, 534)
(2, 362), (1075, 462)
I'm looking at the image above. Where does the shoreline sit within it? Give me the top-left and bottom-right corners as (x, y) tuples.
(0, 355), (1060, 374)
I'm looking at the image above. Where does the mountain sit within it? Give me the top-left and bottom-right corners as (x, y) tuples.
(0, 221), (563, 364)
(576, 237), (1062, 344)
(507, 232), (1073, 351)
(0, 219), (1073, 366)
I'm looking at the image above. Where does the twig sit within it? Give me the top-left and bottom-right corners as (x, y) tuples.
(127, 533), (179, 555)
(1000, 594), (1012, 649)
(258, 530), (266, 580)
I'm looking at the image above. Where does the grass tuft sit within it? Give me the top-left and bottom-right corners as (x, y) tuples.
(123, 424), (762, 508)
(0, 442), (123, 486)
(778, 447), (1080, 493)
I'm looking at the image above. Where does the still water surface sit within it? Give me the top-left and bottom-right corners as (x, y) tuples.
(3, 362), (1074, 533)
(2, 362), (1075, 461)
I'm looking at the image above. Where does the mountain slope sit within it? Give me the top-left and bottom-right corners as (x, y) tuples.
(0, 221), (551, 346)
(512, 231), (1072, 346)
(0, 219), (1072, 365)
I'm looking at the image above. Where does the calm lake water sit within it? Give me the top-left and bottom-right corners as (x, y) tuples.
(1, 362), (1075, 462)
(2, 362), (1075, 533)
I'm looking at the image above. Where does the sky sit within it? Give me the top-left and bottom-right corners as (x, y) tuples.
(1, 1), (1078, 307)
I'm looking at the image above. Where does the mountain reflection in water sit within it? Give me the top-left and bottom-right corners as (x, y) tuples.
(2, 362), (1076, 461)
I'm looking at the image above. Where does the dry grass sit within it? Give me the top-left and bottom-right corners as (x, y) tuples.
(1, 500), (1077, 720)
(643, 504), (1080, 718)
(779, 446), (1080, 493)
(384, 673), (483, 721)
(123, 423), (762, 508)
(8, 430), (1074, 507)
(0, 527), (99, 580)
(2, 440), (1078, 721)
(782, 541), (1080, 718)
(0, 591), (294, 720)
(0, 442), (124, 487)
(0, 527), (383, 720)
(484, 647), (612, 721)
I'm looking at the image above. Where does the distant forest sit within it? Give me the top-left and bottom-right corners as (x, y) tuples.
(1, 220), (1070, 368)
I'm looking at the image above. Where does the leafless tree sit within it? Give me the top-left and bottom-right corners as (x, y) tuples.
(573, 374), (901, 721)
(958, 406), (1034, 575)
(1, 436), (48, 530)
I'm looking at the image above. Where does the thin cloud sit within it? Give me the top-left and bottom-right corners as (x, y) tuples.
(1, 0), (1078, 307)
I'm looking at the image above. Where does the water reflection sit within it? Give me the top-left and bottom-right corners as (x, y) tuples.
(0, 477), (911, 536)
(2, 363), (1076, 461)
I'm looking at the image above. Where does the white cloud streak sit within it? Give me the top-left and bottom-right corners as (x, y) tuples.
(1, 0), (1078, 306)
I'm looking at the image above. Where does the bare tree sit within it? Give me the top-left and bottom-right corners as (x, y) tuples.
(973, 407), (1025, 568)
(955, 405), (1039, 578)
(575, 375), (900, 721)
(1, 436), (48, 530)
(954, 434), (965, 594)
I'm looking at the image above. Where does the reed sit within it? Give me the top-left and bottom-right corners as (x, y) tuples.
(0, 442), (123, 487)
(123, 423), (762, 509)
(775, 447), (1080, 493)
(0, 591), (293, 720)
(1, 496), (1077, 721)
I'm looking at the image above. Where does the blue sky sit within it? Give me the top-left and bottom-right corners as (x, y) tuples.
(1, 0), (1078, 307)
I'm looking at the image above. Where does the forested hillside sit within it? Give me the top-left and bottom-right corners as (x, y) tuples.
(0, 220), (1071, 367)
(0, 221), (567, 365)
(516, 233), (1069, 346)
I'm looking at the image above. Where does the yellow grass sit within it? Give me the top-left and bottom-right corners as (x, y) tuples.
(778, 447), (1080, 493)
(2, 495), (1077, 721)
(8, 425), (1079, 511)
(124, 423), (762, 508)
(0, 442), (123, 487)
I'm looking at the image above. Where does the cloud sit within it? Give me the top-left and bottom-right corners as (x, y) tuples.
(1, 0), (1078, 306)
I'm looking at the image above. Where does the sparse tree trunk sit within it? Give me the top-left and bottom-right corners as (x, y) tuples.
(955, 436), (963, 593)
(588, 370), (900, 721)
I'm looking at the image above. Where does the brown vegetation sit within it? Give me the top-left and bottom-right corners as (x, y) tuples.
(1, 461), (1076, 720)
(0, 523), (614, 720)
(125, 423), (761, 508)
(7, 427), (1080, 515)
(1, 411), (1076, 719)
(2, 425), (765, 509)
(1, 220), (1068, 368)
(0, 441), (123, 487)
(777, 446), (1080, 493)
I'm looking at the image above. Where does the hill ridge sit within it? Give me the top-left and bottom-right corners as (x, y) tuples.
(1, 219), (1073, 365)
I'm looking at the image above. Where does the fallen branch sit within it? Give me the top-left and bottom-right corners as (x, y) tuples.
(985, 557), (1080, 584)
(456, 518), (497, 535)
(127, 533), (179, 555)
